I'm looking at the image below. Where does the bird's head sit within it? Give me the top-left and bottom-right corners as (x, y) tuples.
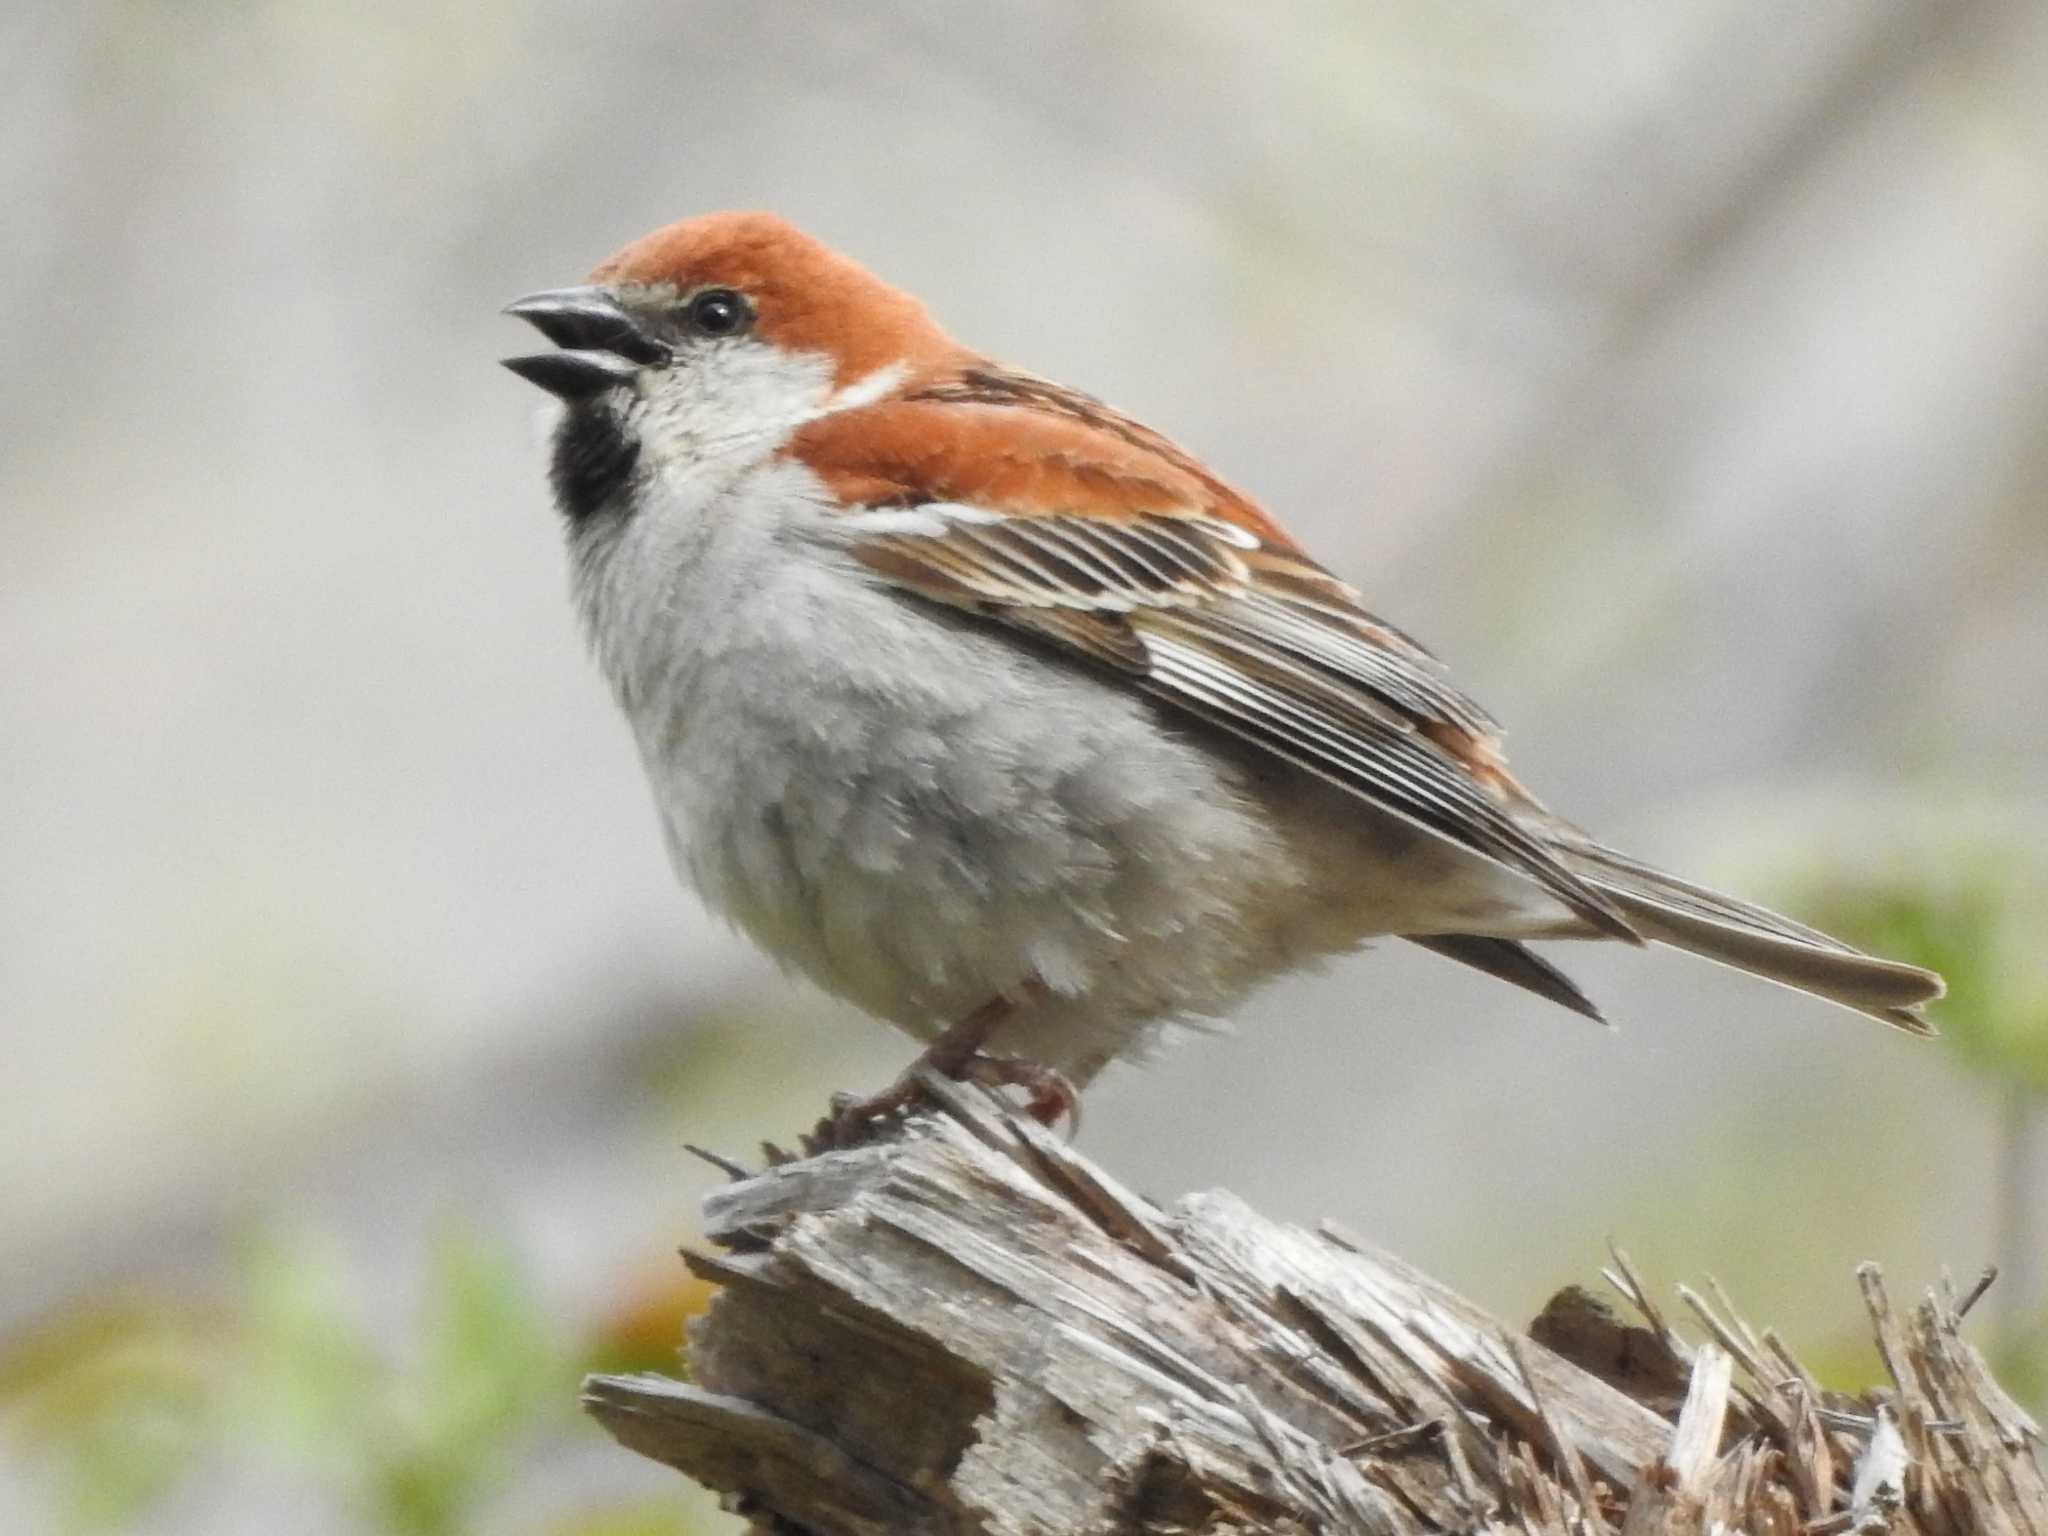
(503, 211), (958, 520)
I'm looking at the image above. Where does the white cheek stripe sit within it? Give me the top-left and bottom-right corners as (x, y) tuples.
(822, 361), (908, 415)
(835, 501), (1004, 535)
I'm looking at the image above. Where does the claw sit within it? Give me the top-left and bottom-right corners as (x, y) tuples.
(965, 1055), (1081, 1137)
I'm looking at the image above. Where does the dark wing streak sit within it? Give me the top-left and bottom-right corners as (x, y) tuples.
(1139, 635), (1550, 887)
(1008, 517), (1208, 604)
(1138, 626), (1633, 936)
(1051, 517), (1194, 592)
(862, 533), (1047, 606)
(1140, 609), (1415, 734)
(1006, 606), (1152, 670)
(1138, 643), (1598, 923)
(991, 520), (1134, 598)
(951, 523), (1106, 604)
(1119, 519), (1245, 586)
(1241, 554), (1476, 686)
(839, 505), (1633, 938)
(1230, 594), (1499, 738)
(1141, 634), (1421, 773)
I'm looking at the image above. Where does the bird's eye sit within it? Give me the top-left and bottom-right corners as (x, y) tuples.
(685, 287), (752, 338)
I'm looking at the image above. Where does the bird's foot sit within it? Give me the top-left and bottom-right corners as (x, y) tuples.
(804, 1050), (1079, 1153)
(961, 1053), (1081, 1136)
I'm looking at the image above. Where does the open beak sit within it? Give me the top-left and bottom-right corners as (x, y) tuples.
(501, 286), (669, 400)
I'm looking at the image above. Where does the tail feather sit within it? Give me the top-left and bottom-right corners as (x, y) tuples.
(1560, 840), (1943, 1035)
(1406, 934), (1607, 1025)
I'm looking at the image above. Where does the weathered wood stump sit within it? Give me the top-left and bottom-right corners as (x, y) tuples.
(585, 1074), (2044, 1534)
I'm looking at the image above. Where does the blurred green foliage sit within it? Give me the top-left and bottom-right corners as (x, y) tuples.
(1567, 833), (2048, 1412)
(0, 1223), (721, 1535)
(1791, 843), (2048, 1401)
(231, 1224), (565, 1535)
(0, 1296), (225, 1532)
(1797, 850), (2048, 1097)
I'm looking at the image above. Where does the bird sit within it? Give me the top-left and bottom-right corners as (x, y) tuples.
(502, 210), (1943, 1129)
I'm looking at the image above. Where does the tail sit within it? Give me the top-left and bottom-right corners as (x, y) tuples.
(1560, 840), (1944, 1034)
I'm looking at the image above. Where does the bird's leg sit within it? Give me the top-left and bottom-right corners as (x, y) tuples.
(922, 989), (1025, 1075)
(816, 979), (1075, 1148)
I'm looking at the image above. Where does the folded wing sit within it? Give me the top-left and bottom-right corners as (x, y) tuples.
(789, 372), (1635, 940)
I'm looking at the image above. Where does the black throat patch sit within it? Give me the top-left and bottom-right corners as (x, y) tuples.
(550, 405), (640, 523)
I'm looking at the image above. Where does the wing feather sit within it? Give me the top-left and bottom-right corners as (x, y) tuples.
(789, 381), (1637, 939)
(1136, 621), (1623, 928)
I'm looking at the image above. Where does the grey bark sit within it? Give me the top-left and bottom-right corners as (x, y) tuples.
(586, 1074), (2045, 1534)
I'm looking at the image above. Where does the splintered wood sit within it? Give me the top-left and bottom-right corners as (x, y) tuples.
(584, 1078), (2045, 1534)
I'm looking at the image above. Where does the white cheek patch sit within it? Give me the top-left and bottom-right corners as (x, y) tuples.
(634, 342), (838, 473)
(622, 348), (912, 492)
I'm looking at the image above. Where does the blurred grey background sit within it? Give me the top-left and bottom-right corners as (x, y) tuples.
(4, 2), (2046, 1531)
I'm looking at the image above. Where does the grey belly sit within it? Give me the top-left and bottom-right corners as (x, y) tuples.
(634, 560), (1561, 1073)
